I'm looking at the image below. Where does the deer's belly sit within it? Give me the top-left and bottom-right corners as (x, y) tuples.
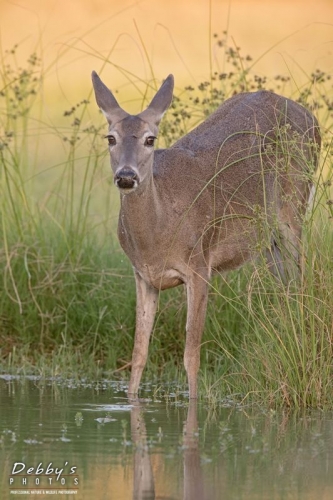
(136, 265), (184, 290)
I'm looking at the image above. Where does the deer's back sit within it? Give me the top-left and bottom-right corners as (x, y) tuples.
(155, 91), (319, 214)
(172, 90), (319, 158)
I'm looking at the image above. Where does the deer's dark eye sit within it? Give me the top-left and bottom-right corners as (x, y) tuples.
(144, 136), (156, 147)
(105, 135), (116, 146)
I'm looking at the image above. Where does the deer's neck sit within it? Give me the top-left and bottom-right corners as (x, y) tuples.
(118, 173), (164, 256)
(120, 173), (160, 218)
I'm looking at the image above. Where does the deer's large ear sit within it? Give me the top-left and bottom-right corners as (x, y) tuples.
(139, 75), (174, 126)
(91, 71), (128, 125)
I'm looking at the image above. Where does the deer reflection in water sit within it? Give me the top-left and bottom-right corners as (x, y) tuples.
(131, 400), (209, 500)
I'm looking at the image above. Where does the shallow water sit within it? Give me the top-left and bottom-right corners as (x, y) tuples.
(1, 376), (333, 500)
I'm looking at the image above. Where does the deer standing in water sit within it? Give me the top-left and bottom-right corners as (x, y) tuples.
(91, 72), (320, 398)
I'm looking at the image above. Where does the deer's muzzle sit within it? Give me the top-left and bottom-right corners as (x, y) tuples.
(115, 168), (139, 191)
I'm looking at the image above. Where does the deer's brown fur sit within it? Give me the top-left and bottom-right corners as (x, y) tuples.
(92, 72), (320, 398)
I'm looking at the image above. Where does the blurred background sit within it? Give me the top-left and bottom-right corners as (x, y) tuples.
(1, 0), (332, 188)
(0, 0), (332, 105)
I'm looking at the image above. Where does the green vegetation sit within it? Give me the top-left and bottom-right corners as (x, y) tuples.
(0, 35), (332, 408)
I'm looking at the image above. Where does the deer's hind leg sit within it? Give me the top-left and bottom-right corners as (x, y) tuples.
(266, 204), (304, 283)
(265, 153), (311, 283)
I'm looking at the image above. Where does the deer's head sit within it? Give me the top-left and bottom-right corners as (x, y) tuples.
(92, 72), (174, 193)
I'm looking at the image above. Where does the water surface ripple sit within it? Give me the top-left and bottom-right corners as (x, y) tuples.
(1, 376), (333, 499)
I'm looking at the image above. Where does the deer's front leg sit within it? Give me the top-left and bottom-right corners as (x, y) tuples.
(128, 272), (158, 397)
(184, 275), (208, 399)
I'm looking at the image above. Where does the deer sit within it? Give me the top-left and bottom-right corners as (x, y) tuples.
(91, 71), (321, 399)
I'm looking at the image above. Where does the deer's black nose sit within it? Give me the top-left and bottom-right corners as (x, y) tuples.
(115, 168), (138, 190)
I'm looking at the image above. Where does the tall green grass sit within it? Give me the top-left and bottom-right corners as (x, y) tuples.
(0, 35), (332, 407)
